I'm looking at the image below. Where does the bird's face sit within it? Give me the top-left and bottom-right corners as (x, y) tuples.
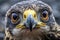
(5, 1), (55, 36)
(16, 9), (46, 31)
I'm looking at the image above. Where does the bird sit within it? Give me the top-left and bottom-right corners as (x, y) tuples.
(4, 0), (60, 40)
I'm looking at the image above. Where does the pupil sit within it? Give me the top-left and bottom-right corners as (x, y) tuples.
(42, 11), (47, 18)
(42, 13), (46, 18)
(13, 15), (17, 20)
(12, 13), (18, 20)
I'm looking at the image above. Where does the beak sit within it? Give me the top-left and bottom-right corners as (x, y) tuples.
(24, 14), (37, 31)
(16, 9), (46, 31)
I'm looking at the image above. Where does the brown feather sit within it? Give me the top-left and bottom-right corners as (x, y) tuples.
(13, 29), (49, 40)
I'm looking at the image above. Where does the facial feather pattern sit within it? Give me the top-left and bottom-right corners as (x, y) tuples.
(4, 0), (60, 40)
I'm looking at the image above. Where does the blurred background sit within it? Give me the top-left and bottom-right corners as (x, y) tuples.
(0, 0), (60, 40)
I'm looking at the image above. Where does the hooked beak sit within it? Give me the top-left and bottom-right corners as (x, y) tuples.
(16, 9), (46, 31)
(24, 14), (37, 31)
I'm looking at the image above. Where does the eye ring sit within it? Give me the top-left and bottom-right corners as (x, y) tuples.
(11, 13), (19, 24)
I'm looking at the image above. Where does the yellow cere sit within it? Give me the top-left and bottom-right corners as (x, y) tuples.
(16, 23), (25, 29)
(23, 9), (37, 20)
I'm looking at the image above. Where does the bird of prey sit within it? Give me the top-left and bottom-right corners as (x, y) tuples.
(4, 0), (60, 40)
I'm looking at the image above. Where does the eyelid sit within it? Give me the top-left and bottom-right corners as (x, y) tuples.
(43, 10), (48, 13)
(11, 11), (22, 14)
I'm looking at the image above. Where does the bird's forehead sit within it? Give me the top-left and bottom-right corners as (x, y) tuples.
(12, 1), (50, 11)
(6, 1), (52, 16)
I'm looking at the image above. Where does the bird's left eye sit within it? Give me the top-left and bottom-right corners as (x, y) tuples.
(41, 11), (49, 21)
(11, 13), (19, 23)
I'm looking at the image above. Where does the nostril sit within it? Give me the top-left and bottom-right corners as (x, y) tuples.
(24, 15), (26, 18)
(34, 14), (36, 18)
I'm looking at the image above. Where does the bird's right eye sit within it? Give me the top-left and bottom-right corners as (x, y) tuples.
(41, 10), (49, 21)
(11, 13), (19, 24)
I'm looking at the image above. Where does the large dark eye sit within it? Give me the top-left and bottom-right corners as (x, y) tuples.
(12, 13), (18, 20)
(11, 13), (19, 23)
(42, 11), (48, 18)
(41, 11), (48, 20)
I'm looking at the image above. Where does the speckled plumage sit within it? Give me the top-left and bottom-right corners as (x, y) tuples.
(4, 0), (60, 40)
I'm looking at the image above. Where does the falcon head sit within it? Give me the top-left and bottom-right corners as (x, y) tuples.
(5, 0), (56, 40)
